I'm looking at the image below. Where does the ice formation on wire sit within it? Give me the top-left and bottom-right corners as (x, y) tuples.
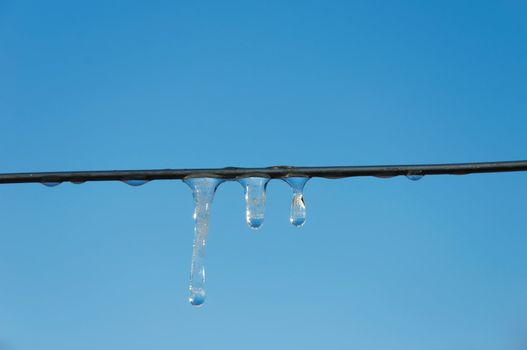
(283, 177), (309, 227)
(37, 170), (436, 307)
(184, 177), (223, 307)
(237, 176), (270, 229)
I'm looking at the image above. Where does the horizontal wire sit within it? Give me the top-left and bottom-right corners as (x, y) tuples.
(0, 160), (526, 184)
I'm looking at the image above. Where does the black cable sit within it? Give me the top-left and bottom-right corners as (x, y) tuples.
(0, 160), (526, 185)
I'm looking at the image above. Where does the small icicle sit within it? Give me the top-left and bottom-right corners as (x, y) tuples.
(238, 176), (270, 229)
(184, 177), (223, 307)
(283, 177), (309, 227)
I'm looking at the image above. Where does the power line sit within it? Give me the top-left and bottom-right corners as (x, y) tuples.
(0, 160), (526, 184)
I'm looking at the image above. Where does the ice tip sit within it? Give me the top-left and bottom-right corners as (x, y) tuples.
(248, 217), (264, 229)
(290, 217), (306, 227)
(189, 289), (206, 307)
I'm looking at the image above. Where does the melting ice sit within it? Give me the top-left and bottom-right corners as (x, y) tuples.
(36, 168), (431, 307)
(183, 175), (312, 306)
(283, 177), (309, 227)
(184, 177), (223, 307)
(238, 176), (270, 229)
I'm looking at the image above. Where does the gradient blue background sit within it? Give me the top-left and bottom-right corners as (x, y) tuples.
(1, 1), (526, 349)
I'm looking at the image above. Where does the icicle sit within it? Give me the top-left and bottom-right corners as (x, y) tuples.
(283, 177), (309, 227)
(183, 177), (223, 307)
(237, 176), (270, 229)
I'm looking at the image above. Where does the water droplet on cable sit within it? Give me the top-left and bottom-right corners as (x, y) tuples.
(406, 173), (424, 181)
(283, 177), (309, 227)
(71, 180), (86, 185)
(41, 181), (61, 187)
(238, 176), (270, 229)
(122, 179), (149, 186)
(374, 175), (396, 179)
(184, 177), (223, 307)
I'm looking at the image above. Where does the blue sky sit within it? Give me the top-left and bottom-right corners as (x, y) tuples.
(0, 1), (526, 349)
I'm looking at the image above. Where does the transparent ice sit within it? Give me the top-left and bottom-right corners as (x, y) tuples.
(238, 177), (270, 229)
(283, 177), (309, 227)
(184, 177), (223, 307)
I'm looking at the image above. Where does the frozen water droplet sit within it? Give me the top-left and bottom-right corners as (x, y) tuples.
(406, 173), (424, 181)
(71, 180), (86, 185)
(184, 177), (223, 307)
(41, 181), (61, 187)
(122, 179), (149, 186)
(238, 176), (270, 229)
(283, 177), (309, 227)
(374, 175), (396, 179)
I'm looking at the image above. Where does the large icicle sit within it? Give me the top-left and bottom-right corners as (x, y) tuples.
(184, 177), (223, 307)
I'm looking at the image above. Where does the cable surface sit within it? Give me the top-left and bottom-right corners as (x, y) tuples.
(0, 160), (526, 184)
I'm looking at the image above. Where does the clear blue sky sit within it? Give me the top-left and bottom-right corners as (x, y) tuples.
(1, 1), (526, 349)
